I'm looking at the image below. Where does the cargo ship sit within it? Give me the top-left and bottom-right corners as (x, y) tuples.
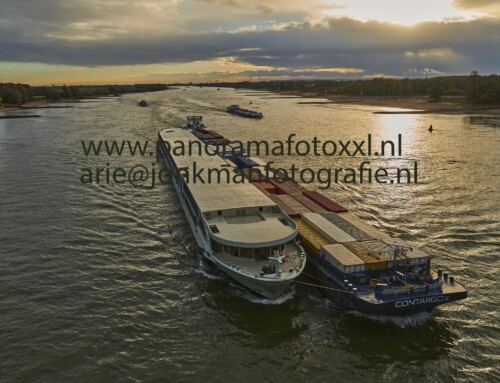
(243, 172), (466, 315)
(157, 122), (306, 300)
(226, 104), (263, 118)
(165, 116), (468, 315)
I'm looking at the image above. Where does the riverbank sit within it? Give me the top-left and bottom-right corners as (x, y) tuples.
(267, 91), (500, 116)
(0, 99), (56, 112)
(0, 97), (107, 113)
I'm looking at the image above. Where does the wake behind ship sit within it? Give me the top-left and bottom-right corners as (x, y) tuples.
(157, 126), (306, 300)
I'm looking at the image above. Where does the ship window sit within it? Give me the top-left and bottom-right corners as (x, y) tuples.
(259, 207), (263, 212)
(218, 210), (222, 216)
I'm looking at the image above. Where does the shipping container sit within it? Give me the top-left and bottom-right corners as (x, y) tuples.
(293, 218), (331, 255)
(253, 182), (270, 195)
(270, 180), (306, 195)
(290, 193), (328, 213)
(321, 244), (365, 274)
(337, 212), (391, 240)
(269, 167), (290, 180)
(275, 195), (311, 215)
(267, 194), (300, 218)
(248, 157), (268, 167)
(369, 239), (429, 266)
(258, 181), (277, 194)
(342, 242), (388, 271)
(360, 240), (394, 260)
(236, 156), (258, 169)
(302, 191), (348, 213)
(302, 213), (356, 243)
(241, 167), (265, 182)
(320, 212), (373, 241)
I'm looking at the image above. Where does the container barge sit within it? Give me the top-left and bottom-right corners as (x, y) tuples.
(226, 104), (263, 119)
(157, 120), (306, 300)
(165, 116), (468, 315)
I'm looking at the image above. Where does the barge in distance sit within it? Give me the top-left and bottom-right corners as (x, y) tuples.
(226, 104), (263, 118)
(157, 124), (306, 300)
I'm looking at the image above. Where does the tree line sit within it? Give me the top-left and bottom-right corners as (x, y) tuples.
(199, 73), (500, 104)
(0, 83), (168, 105)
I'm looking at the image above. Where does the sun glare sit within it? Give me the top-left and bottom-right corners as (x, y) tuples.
(322, 0), (481, 25)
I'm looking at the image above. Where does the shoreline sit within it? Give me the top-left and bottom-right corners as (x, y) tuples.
(0, 95), (124, 113)
(262, 91), (500, 116)
(0, 99), (56, 112)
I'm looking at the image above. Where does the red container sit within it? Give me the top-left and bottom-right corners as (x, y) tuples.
(259, 181), (277, 194)
(302, 191), (348, 213)
(290, 193), (328, 213)
(267, 194), (300, 218)
(270, 180), (306, 195)
(269, 180), (286, 195)
(242, 168), (259, 182)
(253, 182), (269, 195)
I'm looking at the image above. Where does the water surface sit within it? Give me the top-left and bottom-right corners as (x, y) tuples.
(0, 88), (498, 382)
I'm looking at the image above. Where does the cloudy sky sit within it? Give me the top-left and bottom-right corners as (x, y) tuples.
(0, 0), (499, 85)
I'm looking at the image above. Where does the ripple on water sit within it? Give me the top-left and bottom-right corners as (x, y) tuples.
(0, 89), (498, 382)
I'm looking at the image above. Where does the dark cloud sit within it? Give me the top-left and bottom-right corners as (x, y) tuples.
(0, 1), (499, 77)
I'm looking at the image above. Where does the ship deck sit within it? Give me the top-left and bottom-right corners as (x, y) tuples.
(159, 129), (275, 213)
(355, 274), (467, 304)
(159, 128), (297, 246)
(213, 242), (304, 277)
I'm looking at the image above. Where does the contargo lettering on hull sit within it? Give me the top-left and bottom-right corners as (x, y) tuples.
(395, 295), (450, 308)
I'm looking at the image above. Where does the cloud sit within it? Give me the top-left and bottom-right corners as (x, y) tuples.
(0, 1), (499, 81)
(453, 0), (500, 12)
(294, 67), (364, 74)
(193, 0), (275, 14)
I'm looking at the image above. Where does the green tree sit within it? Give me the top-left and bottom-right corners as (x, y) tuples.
(428, 85), (444, 101)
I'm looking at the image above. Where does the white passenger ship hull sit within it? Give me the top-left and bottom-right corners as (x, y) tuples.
(157, 132), (304, 300)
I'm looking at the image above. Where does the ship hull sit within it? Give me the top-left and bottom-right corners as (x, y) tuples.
(304, 249), (467, 316)
(227, 109), (263, 118)
(158, 136), (298, 300)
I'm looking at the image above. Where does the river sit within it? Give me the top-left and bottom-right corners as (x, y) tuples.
(0, 87), (498, 382)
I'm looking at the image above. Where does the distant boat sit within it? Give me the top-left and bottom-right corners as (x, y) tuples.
(217, 88), (221, 90)
(226, 104), (263, 119)
(139, 100), (148, 107)
(428, 124), (433, 132)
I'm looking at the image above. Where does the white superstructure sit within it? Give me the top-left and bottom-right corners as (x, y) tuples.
(157, 128), (305, 299)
